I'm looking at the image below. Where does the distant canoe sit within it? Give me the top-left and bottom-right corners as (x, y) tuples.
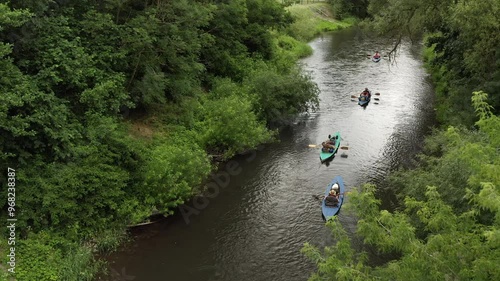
(319, 132), (341, 162)
(372, 56), (381, 62)
(321, 176), (345, 220)
(358, 91), (372, 106)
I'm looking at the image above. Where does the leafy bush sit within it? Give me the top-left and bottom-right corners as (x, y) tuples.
(196, 79), (275, 157)
(144, 133), (212, 213)
(245, 67), (320, 123)
(16, 232), (100, 281)
(328, 0), (353, 20)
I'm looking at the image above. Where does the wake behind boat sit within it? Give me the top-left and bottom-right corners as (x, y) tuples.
(322, 176), (345, 220)
(319, 132), (341, 162)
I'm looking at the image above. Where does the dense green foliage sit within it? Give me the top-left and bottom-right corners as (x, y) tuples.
(327, 0), (369, 20)
(195, 78), (275, 156)
(0, 0), (343, 280)
(303, 92), (500, 281)
(246, 66), (320, 122)
(15, 232), (101, 281)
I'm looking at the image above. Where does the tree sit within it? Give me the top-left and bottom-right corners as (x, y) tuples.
(123, 0), (214, 105)
(144, 134), (212, 214)
(245, 66), (320, 123)
(195, 78), (274, 157)
(200, 0), (294, 80)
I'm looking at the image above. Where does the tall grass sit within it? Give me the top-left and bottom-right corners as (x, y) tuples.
(59, 247), (103, 281)
(286, 3), (356, 41)
(273, 33), (313, 59)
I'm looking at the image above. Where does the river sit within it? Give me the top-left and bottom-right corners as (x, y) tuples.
(102, 28), (436, 281)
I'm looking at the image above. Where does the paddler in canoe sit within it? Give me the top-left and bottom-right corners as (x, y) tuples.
(322, 134), (337, 153)
(359, 88), (372, 102)
(324, 183), (340, 206)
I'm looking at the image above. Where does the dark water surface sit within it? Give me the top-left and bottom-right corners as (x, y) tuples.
(103, 28), (435, 281)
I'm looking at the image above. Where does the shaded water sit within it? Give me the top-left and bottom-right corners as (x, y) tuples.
(102, 28), (435, 281)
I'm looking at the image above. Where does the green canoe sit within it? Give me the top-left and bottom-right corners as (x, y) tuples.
(319, 132), (341, 162)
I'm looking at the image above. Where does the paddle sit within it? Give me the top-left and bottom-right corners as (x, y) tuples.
(308, 143), (336, 148)
(309, 134), (342, 148)
(340, 141), (349, 149)
(308, 143), (339, 149)
(340, 146), (349, 158)
(367, 54), (387, 58)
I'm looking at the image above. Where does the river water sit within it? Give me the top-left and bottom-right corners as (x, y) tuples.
(102, 28), (436, 281)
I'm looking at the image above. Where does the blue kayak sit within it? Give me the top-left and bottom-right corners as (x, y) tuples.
(358, 91), (372, 106)
(319, 132), (341, 162)
(372, 56), (381, 62)
(322, 176), (345, 220)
